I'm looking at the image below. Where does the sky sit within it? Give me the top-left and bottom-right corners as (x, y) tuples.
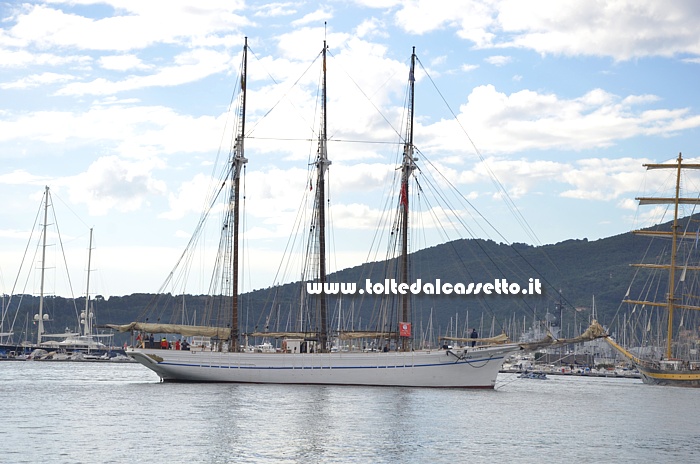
(2, 0), (700, 299)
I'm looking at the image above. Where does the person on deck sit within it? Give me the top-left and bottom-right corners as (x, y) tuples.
(175, 339), (181, 350)
(470, 328), (478, 347)
(161, 337), (168, 349)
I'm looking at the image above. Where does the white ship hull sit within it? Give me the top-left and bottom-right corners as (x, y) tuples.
(128, 344), (521, 388)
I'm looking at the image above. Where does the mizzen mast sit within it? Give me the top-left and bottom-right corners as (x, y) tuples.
(399, 47), (417, 351)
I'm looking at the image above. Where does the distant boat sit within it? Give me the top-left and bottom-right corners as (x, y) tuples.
(0, 189), (121, 360)
(108, 38), (604, 388)
(518, 371), (547, 380)
(605, 153), (700, 387)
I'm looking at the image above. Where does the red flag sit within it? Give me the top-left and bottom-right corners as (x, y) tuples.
(399, 322), (411, 337)
(400, 183), (408, 209)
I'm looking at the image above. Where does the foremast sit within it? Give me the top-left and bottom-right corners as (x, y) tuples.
(229, 37), (248, 351)
(623, 153), (700, 360)
(398, 47), (417, 351)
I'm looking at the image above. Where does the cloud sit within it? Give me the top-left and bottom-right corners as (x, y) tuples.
(253, 2), (298, 18)
(390, 0), (700, 60)
(0, 169), (48, 185)
(160, 173), (215, 220)
(99, 54), (152, 72)
(0, 72), (76, 89)
(485, 55), (511, 66)
(419, 85), (700, 156)
(0, 99), (228, 159)
(56, 48), (233, 96)
(0, 48), (91, 68)
(355, 18), (388, 39)
(291, 7), (333, 27)
(66, 155), (167, 215)
(6, 2), (249, 51)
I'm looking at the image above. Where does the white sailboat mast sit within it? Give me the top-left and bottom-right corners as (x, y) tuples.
(37, 186), (49, 345)
(83, 228), (93, 337)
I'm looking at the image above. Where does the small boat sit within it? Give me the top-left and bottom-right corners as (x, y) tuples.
(518, 371), (547, 380)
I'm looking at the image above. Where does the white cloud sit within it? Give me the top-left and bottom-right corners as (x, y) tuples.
(0, 72), (76, 89)
(160, 173), (214, 220)
(99, 54), (152, 71)
(7, 1), (249, 51)
(418, 85), (700, 157)
(66, 155), (167, 215)
(0, 169), (48, 185)
(485, 55), (511, 66)
(390, 0), (700, 60)
(0, 101), (225, 157)
(0, 48), (91, 68)
(355, 17), (388, 39)
(56, 48), (233, 96)
(253, 2), (298, 18)
(291, 7), (333, 27)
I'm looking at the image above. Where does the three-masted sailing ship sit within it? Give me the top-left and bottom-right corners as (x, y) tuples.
(108, 38), (525, 388)
(606, 153), (700, 387)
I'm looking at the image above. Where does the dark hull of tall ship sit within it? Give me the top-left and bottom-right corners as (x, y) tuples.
(636, 364), (700, 387)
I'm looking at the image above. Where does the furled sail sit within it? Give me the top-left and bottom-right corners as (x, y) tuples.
(518, 320), (606, 351)
(440, 334), (510, 344)
(104, 322), (230, 338)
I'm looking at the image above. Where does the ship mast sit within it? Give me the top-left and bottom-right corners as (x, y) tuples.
(625, 153), (700, 359)
(82, 228), (93, 338)
(666, 154), (682, 360)
(315, 40), (331, 352)
(230, 37), (248, 352)
(399, 47), (417, 351)
(36, 186), (50, 345)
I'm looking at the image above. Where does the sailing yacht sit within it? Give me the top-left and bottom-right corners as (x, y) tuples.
(109, 39), (528, 388)
(606, 153), (700, 387)
(0, 190), (118, 360)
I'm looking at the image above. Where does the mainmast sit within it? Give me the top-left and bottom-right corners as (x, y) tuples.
(667, 154), (683, 360)
(315, 40), (331, 351)
(230, 37), (248, 351)
(36, 186), (50, 345)
(399, 47), (417, 351)
(624, 153), (700, 359)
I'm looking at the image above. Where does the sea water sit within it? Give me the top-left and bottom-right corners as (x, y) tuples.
(1, 361), (698, 464)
